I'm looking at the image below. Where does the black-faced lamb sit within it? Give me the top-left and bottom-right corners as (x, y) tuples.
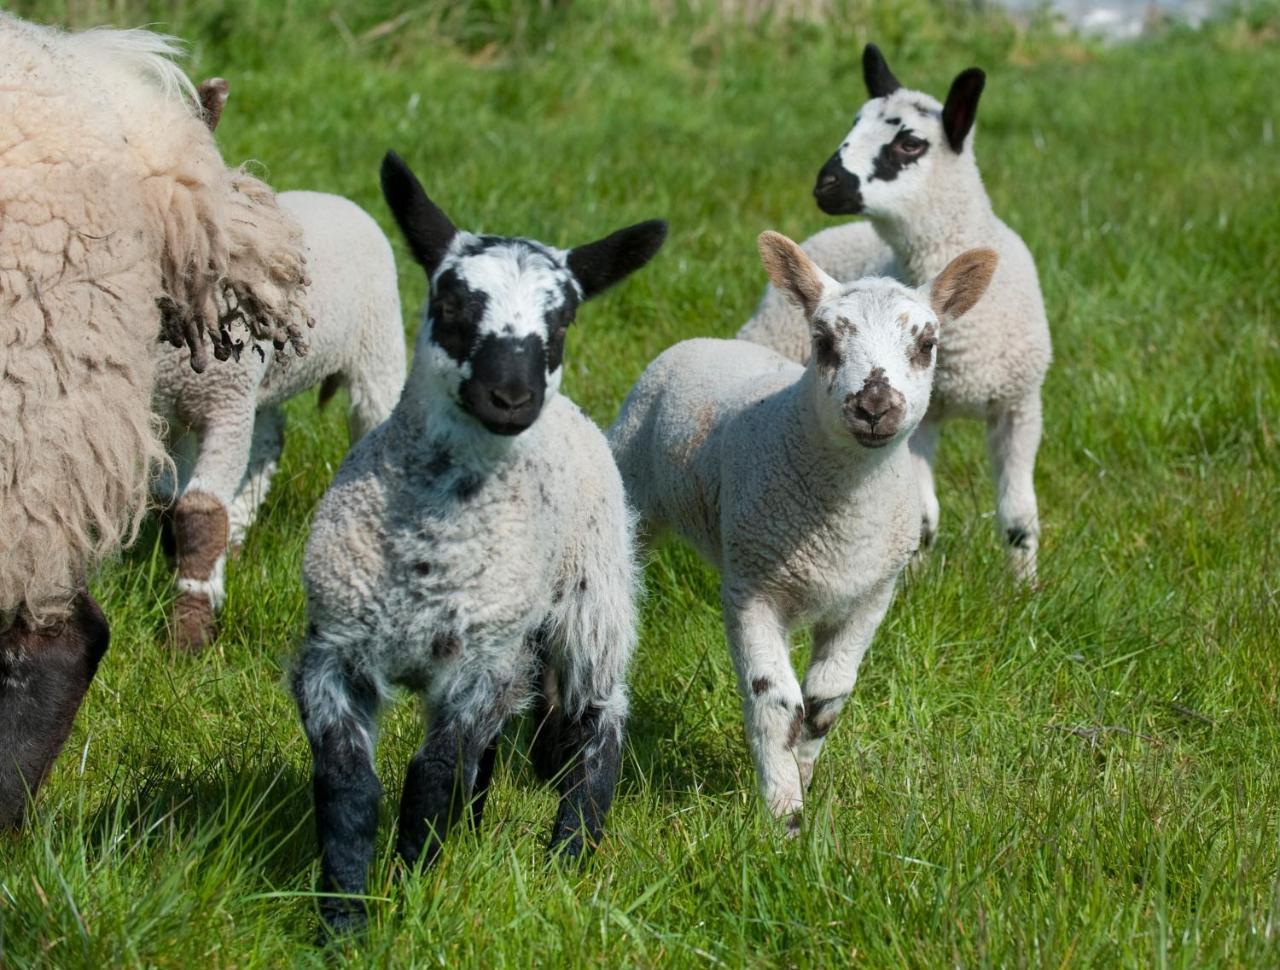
(611, 232), (995, 825)
(293, 151), (666, 933)
(738, 44), (1051, 582)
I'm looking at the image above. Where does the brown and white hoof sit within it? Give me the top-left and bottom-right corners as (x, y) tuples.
(171, 592), (217, 653)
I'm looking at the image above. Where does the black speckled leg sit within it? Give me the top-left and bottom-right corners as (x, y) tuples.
(548, 704), (623, 862)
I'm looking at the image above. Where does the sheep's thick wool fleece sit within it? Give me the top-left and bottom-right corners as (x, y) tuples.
(0, 15), (308, 624)
(303, 385), (637, 726)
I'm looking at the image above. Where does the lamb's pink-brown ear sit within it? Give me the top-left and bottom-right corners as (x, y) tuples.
(196, 77), (229, 132)
(758, 231), (836, 318)
(926, 248), (998, 323)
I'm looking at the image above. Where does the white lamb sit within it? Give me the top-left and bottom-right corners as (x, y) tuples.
(739, 44), (1051, 582)
(611, 232), (996, 824)
(293, 151), (667, 934)
(153, 186), (406, 651)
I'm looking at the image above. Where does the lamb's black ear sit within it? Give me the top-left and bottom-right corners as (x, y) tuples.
(862, 44), (901, 99)
(380, 150), (456, 277)
(567, 220), (668, 301)
(942, 68), (985, 153)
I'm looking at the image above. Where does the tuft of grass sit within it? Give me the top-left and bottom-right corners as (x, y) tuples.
(3, 1), (1280, 966)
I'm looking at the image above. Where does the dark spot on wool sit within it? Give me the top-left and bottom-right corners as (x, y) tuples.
(308, 623), (318, 638)
(751, 677), (771, 696)
(431, 631), (462, 659)
(426, 449), (452, 479)
(910, 322), (938, 370)
(884, 116), (901, 125)
(427, 268), (486, 364)
(813, 328), (840, 373)
(1006, 526), (1032, 550)
(415, 562), (431, 575)
(552, 581), (565, 604)
(803, 693), (848, 739)
(454, 473), (483, 501)
(787, 706), (805, 749)
(578, 577), (588, 593)
(912, 101), (938, 117)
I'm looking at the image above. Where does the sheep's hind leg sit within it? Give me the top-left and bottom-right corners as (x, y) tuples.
(546, 692), (626, 861)
(796, 580), (896, 795)
(227, 406), (285, 554)
(987, 393), (1042, 585)
(724, 593), (806, 830)
(293, 644), (383, 936)
(0, 591), (109, 829)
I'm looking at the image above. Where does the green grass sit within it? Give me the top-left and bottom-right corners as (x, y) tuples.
(3, 1), (1280, 965)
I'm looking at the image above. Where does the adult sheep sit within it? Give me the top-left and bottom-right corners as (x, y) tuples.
(0, 14), (310, 828)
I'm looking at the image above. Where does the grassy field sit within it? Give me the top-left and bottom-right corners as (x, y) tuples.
(3, 0), (1279, 965)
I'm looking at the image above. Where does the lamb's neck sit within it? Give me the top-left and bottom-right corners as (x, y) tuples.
(872, 173), (998, 285)
(776, 372), (899, 500)
(389, 377), (538, 476)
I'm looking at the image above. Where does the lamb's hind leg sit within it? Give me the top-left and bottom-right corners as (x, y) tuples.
(397, 665), (520, 870)
(987, 392), (1042, 584)
(725, 593), (806, 829)
(227, 406), (285, 554)
(0, 591), (109, 829)
(293, 644), (383, 935)
(796, 580), (896, 794)
(909, 416), (942, 553)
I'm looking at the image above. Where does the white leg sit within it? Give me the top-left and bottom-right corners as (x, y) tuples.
(987, 392), (1042, 584)
(909, 416), (942, 549)
(723, 591), (805, 826)
(795, 580), (897, 790)
(228, 406), (285, 547)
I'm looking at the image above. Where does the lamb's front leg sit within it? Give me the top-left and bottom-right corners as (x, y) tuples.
(796, 580), (897, 792)
(987, 392), (1042, 585)
(908, 416), (942, 552)
(293, 645), (383, 935)
(724, 592), (806, 828)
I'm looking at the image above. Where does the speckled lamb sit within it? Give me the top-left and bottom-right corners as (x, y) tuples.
(739, 45), (1051, 582)
(153, 187), (406, 651)
(612, 232), (995, 824)
(294, 151), (666, 934)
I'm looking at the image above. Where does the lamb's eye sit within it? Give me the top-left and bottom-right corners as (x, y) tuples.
(896, 135), (927, 157)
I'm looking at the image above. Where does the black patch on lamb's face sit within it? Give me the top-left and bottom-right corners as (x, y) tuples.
(910, 321), (938, 369)
(542, 279), (579, 373)
(814, 152), (863, 215)
(428, 269), (486, 363)
(869, 128), (930, 182)
(751, 677), (771, 696)
(812, 324), (842, 373)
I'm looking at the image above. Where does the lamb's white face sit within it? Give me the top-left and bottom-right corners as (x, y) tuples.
(812, 44), (985, 221)
(422, 237), (580, 436)
(380, 151), (667, 437)
(756, 230), (998, 450)
(807, 283), (939, 448)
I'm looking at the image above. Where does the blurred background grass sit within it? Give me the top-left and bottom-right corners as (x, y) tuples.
(1, 0), (1278, 966)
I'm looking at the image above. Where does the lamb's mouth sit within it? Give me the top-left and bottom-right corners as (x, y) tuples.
(853, 430), (896, 448)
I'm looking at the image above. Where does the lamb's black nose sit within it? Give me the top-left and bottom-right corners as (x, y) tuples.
(490, 386), (533, 411)
(813, 153), (863, 215)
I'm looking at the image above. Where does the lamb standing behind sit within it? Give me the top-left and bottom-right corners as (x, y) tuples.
(612, 232), (996, 823)
(153, 188), (406, 651)
(294, 152), (666, 934)
(739, 45), (1051, 582)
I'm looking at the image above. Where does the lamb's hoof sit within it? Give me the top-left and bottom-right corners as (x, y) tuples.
(783, 811), (803, 838)
(318, 899), (368, 944)
(171, 593), (217, 653)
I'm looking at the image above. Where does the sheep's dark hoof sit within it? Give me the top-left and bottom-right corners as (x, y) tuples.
(171, 593), (217, 653)
(318, 897), (368, 944)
